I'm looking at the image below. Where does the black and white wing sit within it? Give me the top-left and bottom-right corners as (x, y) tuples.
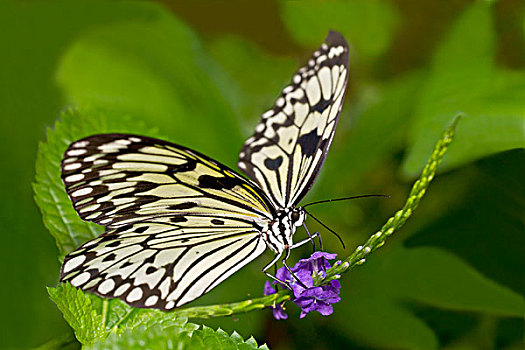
(60, 134), (275, 310)
(238, 31), (349, 209)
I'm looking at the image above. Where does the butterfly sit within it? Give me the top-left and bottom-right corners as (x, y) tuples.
(60, 31), (349, 310)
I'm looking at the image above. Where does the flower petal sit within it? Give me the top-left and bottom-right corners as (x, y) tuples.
(310, 251), (337, 261)
(273, 306), (288, 320)
(316, 302), (334, 316)
(264, 281), (276, 296)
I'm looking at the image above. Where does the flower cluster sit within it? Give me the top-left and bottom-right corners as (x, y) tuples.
(264, 252), (341, 319)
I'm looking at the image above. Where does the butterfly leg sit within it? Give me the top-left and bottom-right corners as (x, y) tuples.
(282, 248), (309, 289)
(302, 223), (323, 251)
(302, 223), (316, 252)
(263, 252), (293, 289)
(273, 263), (279, 290)
(290, 231), (320, 249)
(263, 233), (322, 291)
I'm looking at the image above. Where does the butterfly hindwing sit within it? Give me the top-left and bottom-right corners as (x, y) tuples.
(238, 31), (349, 208)
(60, 134), (274, 309)
(61, 220), (266, 310)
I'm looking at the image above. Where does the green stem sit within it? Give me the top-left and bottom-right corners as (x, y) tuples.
(315, 114), (462, 284)
(111, 307), (136, 332)
(136, 291), (291, 320)
(101, 299), (108, 329)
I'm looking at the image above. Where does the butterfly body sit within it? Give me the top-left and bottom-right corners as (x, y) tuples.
(59, 31), (349, 310)
(265, 208), (306, 253)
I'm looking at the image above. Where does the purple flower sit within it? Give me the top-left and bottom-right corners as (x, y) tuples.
(263, 281), (288, 320)
(294, 281), (341, 319)
(264, 252), (341, 319)
(274, 265), (293, 289)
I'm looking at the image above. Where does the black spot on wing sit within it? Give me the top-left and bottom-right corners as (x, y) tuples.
(312, 98), (332, 113)
(102, 253), (116, 262)
(264, 156), (283, 171)
(134, 226), (148, 233)
(170, 158), (197, 173)
(297, 129), (321, 157)
(211, 219), (225, 225)
(106, 241), (121, 248)
(167, 203), (197, 210)
(170, 216), (188, 223)
(115, 224), (134, 233)
(198, 175), (241, 190)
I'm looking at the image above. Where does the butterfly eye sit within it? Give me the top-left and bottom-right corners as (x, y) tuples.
(291, 211), (301, 222)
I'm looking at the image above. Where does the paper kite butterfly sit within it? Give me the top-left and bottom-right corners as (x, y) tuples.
(60, 31), (349, 310)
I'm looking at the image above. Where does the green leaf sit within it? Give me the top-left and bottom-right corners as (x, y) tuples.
(84, 325), (192, 349)
(85, 324), (268, 350)
(403, 1), (525, 175)
(404, 149), (525, 295)
(55, 10), (243, 165)
(111, 303), (199, 333)
(207, 35), (296, 129)
(47, 283), (105, 345)
(326, 71), (425, 187)
(332, 245), (525, 350)
(279, 0), (400, 59)
(387, 247), (525, 316)
(189, 326), (269, 350)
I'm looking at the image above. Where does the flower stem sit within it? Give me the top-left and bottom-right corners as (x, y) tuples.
(316, 114), (462, 284)
(172, 291), (291, 318)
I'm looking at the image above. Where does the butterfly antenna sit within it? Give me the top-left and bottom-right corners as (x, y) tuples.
(303, 208), (346, 249)
(303, 194), (389, 208)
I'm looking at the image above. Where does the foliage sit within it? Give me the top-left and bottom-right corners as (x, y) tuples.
(0, 0), (522, 348)
(403, 1), (525, 175)
(47, 283), (105, 345)
(37, 109), (456, 347)
(86, 324), (268, 350)
(38, 104), (514, 349)
(279, 0), (400, 59)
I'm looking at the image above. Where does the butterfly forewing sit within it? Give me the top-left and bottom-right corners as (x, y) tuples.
(60, 134), (273, 309)
(62, 134), (274, 227)
(238, 31), (349, 208)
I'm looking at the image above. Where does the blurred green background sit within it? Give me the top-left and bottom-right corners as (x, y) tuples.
(1, 0), (524, 349)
